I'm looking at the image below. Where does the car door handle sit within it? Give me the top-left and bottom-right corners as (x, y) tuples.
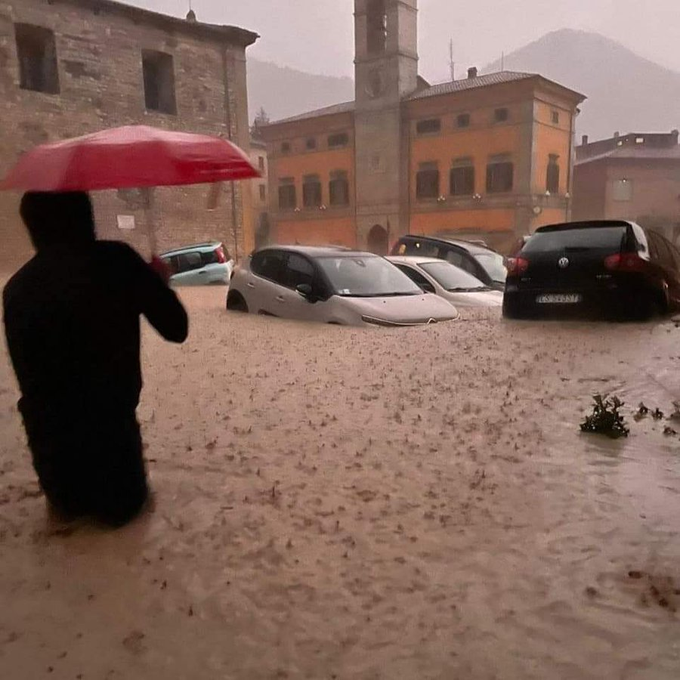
(247, 282), (255, 289)
(276, 296), (286, 303)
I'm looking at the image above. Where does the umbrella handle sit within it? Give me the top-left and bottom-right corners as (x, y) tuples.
(146, 212), (158, 255)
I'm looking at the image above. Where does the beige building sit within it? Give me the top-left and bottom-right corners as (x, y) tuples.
(250, 137), (270, 248)
(0, 0), (258, 270)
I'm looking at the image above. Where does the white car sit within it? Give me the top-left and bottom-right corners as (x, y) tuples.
(161, 241), (234, 286)
(227, 246), (459, 326)
(387, 255), (503, 307)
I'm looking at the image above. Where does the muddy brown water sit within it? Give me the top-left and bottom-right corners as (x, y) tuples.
(1, 286), (679, 679)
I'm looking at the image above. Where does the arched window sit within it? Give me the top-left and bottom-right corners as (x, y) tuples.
(367, 0), (387, 54)
(546, 155), (560, 194)
(303, 174), (322, 208)
(329, 171), (350, 206)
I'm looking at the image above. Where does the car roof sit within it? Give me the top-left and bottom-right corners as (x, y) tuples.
(253, 244), (377, 258)
(161, 241), (222, 256)
(534, 220), (635, 234)
(398, 234), (495, 255)
(387, 255), (448, 266)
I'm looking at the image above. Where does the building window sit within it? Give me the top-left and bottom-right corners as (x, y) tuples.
(258, 156), (265, 172)
(612, 179), (633, 202)
(551, 111), (560, 125)
(635, 137), (645, 144)
(416, 162), (440, 200)
(281, 142), (291, 154)
(494, 108), (509, 123)
(329, 170), (350, 206)
(416, 119), (441, 135)
(15, 24), (60, 94)
(278, 178), (296, 210)
(259, 185), (266, 202)
(142, 50), (176, 115)
(546, 155), (560, 194)
(486, 158), (514, 193)
(306, 137), (317, 150)
(450, 160), (475, 196)
(457, 113), (471, 128)
(303, 174), (323, 208)
(367, 0), (387, 54)
(328, 132), (349, 149)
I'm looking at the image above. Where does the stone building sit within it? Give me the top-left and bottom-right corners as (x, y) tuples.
(574, 130), (680, 244)
(261, 0), (585, 254)
(0, 0), (257, 270)
(249, 136), (270, 248)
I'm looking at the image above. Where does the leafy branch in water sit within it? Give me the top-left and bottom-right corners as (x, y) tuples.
(580, 395), (630, 439)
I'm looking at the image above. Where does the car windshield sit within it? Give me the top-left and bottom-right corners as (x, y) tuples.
(474, 252), (507, 283)
(419, 261), (488, 291)
(318, 256), (422, 297)
(523, 226), (627, 253)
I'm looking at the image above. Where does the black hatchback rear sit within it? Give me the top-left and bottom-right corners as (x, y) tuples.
(503, 220), (680, 319)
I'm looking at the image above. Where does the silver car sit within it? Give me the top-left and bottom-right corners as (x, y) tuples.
(387, 255), (503, 308)
(227, 246), (459, 326)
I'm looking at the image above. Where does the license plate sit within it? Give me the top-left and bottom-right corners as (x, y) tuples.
(536, 294), (582, 304)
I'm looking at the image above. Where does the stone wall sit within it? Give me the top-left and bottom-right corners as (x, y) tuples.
(0, 0), (256, 272)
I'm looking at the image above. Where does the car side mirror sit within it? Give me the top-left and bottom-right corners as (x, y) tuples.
(296, 283), (314, 301)
(420, 282), (435, 294)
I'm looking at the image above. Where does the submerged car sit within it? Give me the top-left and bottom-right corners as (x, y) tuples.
(160, 242), (233, 286)
(227, 246), (459, 326)
(391, 234), (507, 290)
(503, 220), (680, 319)
(387, 256), (503, 308)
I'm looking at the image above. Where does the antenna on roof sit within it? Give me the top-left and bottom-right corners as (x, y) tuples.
(501, 52), (505, 71)
(449, 39), (455, 81)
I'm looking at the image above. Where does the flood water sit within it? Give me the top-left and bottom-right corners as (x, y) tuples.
(1, 287), (679, 679)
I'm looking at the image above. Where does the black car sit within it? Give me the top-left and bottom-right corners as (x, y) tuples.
(391, 235), (507, 290)
(503, 220), (680, 319)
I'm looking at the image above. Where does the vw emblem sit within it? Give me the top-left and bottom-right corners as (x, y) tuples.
(558, 257), (570, 269)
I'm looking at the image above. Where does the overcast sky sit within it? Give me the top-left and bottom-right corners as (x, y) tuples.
(128, 0), (680, 82)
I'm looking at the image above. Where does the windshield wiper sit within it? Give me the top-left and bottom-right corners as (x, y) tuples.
(448, 287), (486, 292)
(337, 291), (419, 298)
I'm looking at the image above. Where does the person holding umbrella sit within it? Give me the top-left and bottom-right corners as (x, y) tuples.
(1, 125), (259, 527)
(3, 191), (188, 526)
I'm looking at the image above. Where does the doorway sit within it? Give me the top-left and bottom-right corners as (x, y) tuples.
(367, 224), (388, 255)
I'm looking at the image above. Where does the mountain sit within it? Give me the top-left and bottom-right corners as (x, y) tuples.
(247, 60), (354, 124)
(484, 29), (680, 139)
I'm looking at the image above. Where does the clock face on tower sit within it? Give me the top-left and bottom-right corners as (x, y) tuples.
(365, 68), (385, 98)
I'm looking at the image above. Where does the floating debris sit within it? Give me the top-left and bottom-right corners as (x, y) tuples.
(580, 395), (629, 439)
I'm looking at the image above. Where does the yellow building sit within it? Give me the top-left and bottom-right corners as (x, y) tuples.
(262, 0), (585, 254)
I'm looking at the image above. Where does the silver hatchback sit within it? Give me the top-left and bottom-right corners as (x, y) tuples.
(227, 246), (459, 326)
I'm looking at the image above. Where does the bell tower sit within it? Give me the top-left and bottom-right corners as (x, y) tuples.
(354, 0), (418, 251)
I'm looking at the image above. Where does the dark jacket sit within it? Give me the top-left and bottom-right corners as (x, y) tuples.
(3, 238), (188, 427)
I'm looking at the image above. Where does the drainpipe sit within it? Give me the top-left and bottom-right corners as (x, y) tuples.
(566, 105), (577, 221)
(222, 46), (240, 261)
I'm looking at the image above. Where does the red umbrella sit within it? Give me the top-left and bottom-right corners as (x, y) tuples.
(0, 125), (260, 255)
(0, 125), (260, 192)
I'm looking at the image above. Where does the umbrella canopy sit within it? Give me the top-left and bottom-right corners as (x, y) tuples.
(0, 125), (260, 192)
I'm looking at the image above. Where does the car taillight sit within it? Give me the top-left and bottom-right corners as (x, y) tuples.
(507, 257), (529, 276)
(604, 253), (645, 272)
(215, 246), (227, 264)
